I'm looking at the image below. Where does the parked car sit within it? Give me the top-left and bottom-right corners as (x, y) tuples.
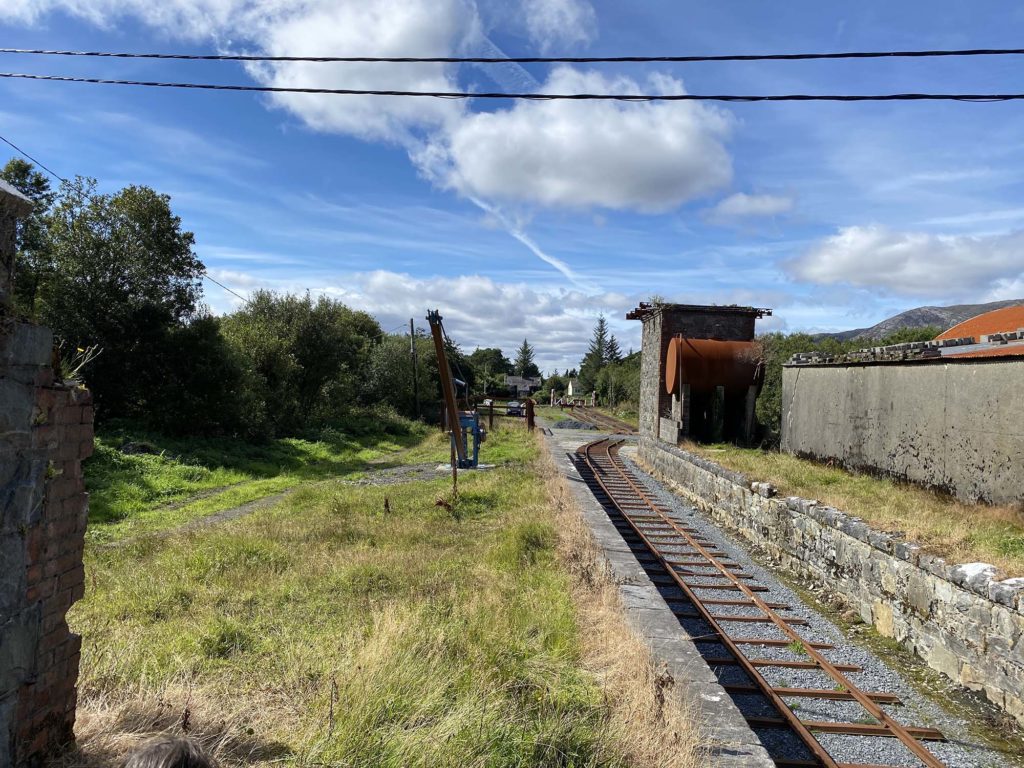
(506, 400), (523, 416)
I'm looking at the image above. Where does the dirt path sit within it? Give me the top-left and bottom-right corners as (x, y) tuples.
(102, 462), (444, 548)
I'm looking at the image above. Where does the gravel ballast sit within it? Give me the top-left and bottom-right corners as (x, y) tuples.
(616, 451), (1015, 768)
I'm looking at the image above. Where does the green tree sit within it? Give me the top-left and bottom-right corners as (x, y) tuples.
(578, 315), (610, 392)
(221, 291), (381, 436)
(363, 330), (438, 419)
(514, 338), (539, 378)
(39, 177), (203, 419)
(467, 346), (513, 395)
(606, 334), (623, 363)
(1, 158), (55, 315)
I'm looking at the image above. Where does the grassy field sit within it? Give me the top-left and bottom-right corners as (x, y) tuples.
(687, 443), (1024, 577)
(85, 420), (431, 542)
(68, 425), (704, 767)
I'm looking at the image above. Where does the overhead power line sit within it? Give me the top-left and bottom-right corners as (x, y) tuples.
(1, 71), (1022, 102)
(2, 46), (1024, 64)
(199, 274), (249, 303)
(0, 133), (66, 182)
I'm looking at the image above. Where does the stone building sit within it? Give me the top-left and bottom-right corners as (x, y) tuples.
(628, 303), (771, 445)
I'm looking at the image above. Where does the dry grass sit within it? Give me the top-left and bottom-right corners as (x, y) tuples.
(687, 442), (1024, 578)
(540, 448), (708, 768)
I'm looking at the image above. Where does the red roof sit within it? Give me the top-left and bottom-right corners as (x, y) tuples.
(936, 304), (1024, 342)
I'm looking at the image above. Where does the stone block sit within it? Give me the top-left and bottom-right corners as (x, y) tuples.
(0, 604), (41, 697)
(950, 562), (998, 594)
(989, 578), (1024, 609)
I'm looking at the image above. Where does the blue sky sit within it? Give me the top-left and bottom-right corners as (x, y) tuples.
(2, 1), (1024, 372)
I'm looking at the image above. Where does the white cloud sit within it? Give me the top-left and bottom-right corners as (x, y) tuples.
(439, 67), (732, 212)
(245, 0), (476, 145)
(3, 0), (738, 283)
(522, 0), (597, 52)
(705, 192), (793, 222)
(788, 224), (1024, 297)
(205, 268), (639, 371)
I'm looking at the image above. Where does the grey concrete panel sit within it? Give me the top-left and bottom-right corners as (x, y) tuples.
(782, 359), (1024, 503)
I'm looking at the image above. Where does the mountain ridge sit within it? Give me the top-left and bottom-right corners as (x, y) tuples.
(818, 299), (1024, 342)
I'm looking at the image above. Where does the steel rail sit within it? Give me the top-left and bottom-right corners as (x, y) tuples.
(580, 438), (837, 767)
(578, 437), (947, 768)
(574, 406), (637, 434)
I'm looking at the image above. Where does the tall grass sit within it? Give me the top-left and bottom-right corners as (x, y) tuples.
(67, 426), (649, 766)
(691, 443), (1024, 577)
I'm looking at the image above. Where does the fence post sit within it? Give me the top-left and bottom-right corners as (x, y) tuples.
(526, 398), (535, 432)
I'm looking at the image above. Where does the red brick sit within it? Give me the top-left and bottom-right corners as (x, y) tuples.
(55, 406), (79, 426)
(41, 612), (66, 637)
(45, 517), (75, 542)
(58, 564), (84, 591)
(35, 368), (55, 387)
(25, 528), (44, 563)
(58, 440), (82, 462)
(80, 405), (94, 424)
(27, 576), (56, 602)
(60, 538), (84, 561)
(31, 424), (57, 449)
(25, 564), (42, 584)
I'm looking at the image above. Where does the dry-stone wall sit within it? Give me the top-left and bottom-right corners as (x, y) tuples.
(1, 320), (93, 765)
(638, 437), (1024, 726)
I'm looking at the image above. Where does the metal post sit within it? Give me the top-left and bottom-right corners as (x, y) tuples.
(410, 318), (420, 419)
(427, 310), (467, 465)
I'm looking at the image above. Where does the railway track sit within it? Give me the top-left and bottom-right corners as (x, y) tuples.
(573, 406), (637, 434)
(576, 436), (950, 768)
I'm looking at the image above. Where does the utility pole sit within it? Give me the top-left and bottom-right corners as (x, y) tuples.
(410, 318), (420, 419)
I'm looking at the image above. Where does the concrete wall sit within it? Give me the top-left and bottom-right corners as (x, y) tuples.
(782, 359), (1024, 504)
(638, 437), (1024, 727)
(1, 321), (94, 766)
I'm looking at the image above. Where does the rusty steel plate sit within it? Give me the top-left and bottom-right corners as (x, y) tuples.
(665, 336), (680, 394)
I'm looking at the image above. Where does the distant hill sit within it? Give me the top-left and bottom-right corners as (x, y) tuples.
(819, 299), (1024, 342)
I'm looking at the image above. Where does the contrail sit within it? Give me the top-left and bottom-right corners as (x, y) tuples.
(469, 196), (593, 290)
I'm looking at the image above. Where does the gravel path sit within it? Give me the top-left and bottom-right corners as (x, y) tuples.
(616, 450), (1016, 768)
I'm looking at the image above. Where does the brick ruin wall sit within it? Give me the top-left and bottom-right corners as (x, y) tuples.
(638, 437), (1024, 727)
(1, 321), (93, 766)
(781, 359), (1024, 504)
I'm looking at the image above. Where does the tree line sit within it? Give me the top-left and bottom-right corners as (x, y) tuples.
(0, 159), (536, 439)
(545, 315), (642, 410)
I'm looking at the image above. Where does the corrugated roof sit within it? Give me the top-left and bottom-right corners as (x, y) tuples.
(935, 304), (1024, 342)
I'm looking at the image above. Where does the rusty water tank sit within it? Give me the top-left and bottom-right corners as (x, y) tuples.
(665, 337), (764, 395)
